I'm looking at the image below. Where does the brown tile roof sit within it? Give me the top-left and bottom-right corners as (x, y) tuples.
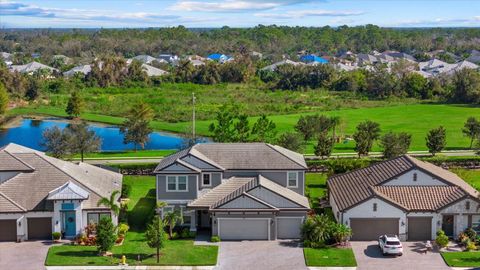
(328, 155), (479, 211)
(0, 151), (34, 171)
(372, 186), (466, 211)
(155, 143), (307, 172)
(0, 192), (26, 212)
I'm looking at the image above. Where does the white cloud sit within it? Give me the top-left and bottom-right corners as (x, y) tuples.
(391, 17), (480, 27)
(255, 9), (364, 19)
(169, 0), (312, 12)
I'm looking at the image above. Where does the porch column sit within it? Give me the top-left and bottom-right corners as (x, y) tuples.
(190, 210), (197, 232)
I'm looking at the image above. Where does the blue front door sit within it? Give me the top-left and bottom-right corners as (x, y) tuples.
(64, 211), (76, 236)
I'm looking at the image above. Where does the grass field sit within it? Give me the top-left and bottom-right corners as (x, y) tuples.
(441, 251), (480, 267)
(304, 247), (357, 267)
(11, 103), (480, 154)
(305, 173), (328, 209)
(449, 168), (480, 191)
(73, 150), (175, 159)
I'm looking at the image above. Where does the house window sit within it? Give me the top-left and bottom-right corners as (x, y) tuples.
(466, 201), (471, 210)
(287, 172), (298, 188)
(166, 176), (188, 191)
(202, 173), (211, 186)
(472, 215), (480, 233)
(161, 206), (174, 218)
(180, 206), (192, 225)
(373, 203), (377, 212)
(413, 173), (417, 182)
(87, 212), (111, 224)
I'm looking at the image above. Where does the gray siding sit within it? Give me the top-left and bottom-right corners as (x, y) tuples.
(199, 172), (222, 191)
(156, 174), (198, 200)
(223, 170), (305, 195)
(163, 163), (196, 172)
(218, 196), (270, 209)
(181, 155), (221, 171)
(248, 187), (302, 208)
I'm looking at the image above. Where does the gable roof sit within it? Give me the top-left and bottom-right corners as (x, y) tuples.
(154, 143), (307, 172)
(47, 181), (90, 200)
(0, 151), (34, 171)
(0, 143), (122, 212)
(10, 61), (58, 73)
(328, 155), (479, 212)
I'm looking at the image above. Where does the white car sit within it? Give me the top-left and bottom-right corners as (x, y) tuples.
(378, 235), (403, 256)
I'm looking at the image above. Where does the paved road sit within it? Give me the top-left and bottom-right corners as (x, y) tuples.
(0, 240), (53, 270)
(351, 241), (450, 270)
(216, 240), (306, 270)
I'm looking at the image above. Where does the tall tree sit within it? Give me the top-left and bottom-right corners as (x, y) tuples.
(209, 105), (237, 142)
(0, 82), (9, 116)
(97, 190), (121, 216)
(41, 126), (71, 158)
(462, 117), (480, 149)
(353, 120), (381, 157)
(234, 114), (250, 142)
(96, 217), (117, 255)
(65, 91), (84, 118)
(380, 131), (412, 159)
(66, 121), (101, 162)
(329, 116), (341, 143)
(276, 132), (304, 152)
(145, 215), (167, 263)
(314, 132), (334, 159)
(120, 102), (154, 151)
(251, 115), (277, 143)
(426, 126), (446, 156)
(163, 210), (183, 239)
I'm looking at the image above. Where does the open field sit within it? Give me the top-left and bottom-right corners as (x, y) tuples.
(12, 103), (480, 154)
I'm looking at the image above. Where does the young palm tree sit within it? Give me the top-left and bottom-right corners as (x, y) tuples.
(163, 210), (183, 239)
(97, 190), (121, 216)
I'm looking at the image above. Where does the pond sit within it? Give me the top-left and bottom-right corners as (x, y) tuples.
(0, 118), (192, 151)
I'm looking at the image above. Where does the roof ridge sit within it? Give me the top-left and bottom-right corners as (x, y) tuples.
(241, 192), (278, 209)
(0, 191), (27, 212)
(3, 150), (35, 171)
(266, 143), (307, 169)
(211, 177), (257, 208)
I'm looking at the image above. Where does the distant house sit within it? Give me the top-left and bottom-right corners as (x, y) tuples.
(385, 52), (416, 62)
(31, 53), (41, 59)
(158, 54), (179, 64)
(357, 53), (379, 65)
(63, 64), (92, 77)
(446, 60), (479, 75)
(261, 59), (305, 72)
(190, 59), (205, 67)
(329, 155), (480, 241)
(418, 59), (478, 77)
(333, 63), (358, 72)
(250, 51), (263, 59)
(9, 61), (58, 75)
(467, 50), (480, 64)
(1, 52), (13, 66)
(207, 53), (232, 63)
(299, 54), (328, 64)
(0, 143), (122, 241)
(52, 55), (73, 65)
(142, 64), (168, 76)
(132, 55), (157, 64)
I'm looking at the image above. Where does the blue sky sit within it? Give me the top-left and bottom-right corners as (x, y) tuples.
(0, 0), (479, 28)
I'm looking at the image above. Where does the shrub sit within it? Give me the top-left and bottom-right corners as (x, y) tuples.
(121, 183), (131, 198)
(189, 231), (197, 238)
(436, 230), (449, 248)
(301, 214), (335, 248)
(464, 227), (477, 241)
(96, 217), (117, 253)
(117, 223), (129, 237)
(466, 240), (477, 251)
(171, 232), (179, 240)
(180, 228), (192, 239)
(331, 223), (352, 244)
(211, 236), (221, 242)
(458, 232), (470, 246)
(52, 232), (61, 240)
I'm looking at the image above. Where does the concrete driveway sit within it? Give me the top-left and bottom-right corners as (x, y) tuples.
(216, 240), (306, 270)
(0, 240), (52, 270)
(351, 241), (450, 270)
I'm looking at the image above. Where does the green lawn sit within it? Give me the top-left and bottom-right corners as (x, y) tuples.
(45, 175), (218, 266)
(441, 251), (480, 267)
(46, 232), (218, 266)
(12, 103), (480, 154)
(449, 168), (480, 191)
(304, 247), (357, 267)
(305, 173), (327, 209)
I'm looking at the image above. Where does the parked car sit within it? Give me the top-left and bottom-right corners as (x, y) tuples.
(378, 235), (403, 256)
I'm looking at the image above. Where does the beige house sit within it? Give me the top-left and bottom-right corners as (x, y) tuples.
(0, 143), (122, 241)
(328, 155), (480, 241)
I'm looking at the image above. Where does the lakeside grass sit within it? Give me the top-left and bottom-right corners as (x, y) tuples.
(11, 103), (480, 154)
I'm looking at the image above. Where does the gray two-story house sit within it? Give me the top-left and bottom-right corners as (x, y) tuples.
(154, 143), (310, 240)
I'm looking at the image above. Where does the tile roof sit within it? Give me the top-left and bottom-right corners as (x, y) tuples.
(47, 181), (90, 200)
(0, 143), (122, 212)
(155, 143), (307, 172)
(372, 186), (466, 211)
(328, 155), (478, 211)
(0, 151), (34, 171)
(0, 192), (26, 212)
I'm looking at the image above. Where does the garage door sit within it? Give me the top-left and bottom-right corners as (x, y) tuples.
(350, 218), (399, 241)
(218, 218), (269, 240)
(277, 217), (303, 239)
(28, 218), (52, 240)
(0, 220), (17, 241)
(408, 217), (432, 241)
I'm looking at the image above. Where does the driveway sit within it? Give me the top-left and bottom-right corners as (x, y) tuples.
(351, 241), (450, 270)
(216, 240), (306, 270)
(0, 240), (52, 270)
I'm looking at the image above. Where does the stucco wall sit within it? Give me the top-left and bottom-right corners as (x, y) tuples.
(441, 198), (480, 236)
(382, 169), (447, 186)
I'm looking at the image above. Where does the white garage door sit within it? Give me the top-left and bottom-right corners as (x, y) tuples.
(218, 218), (269, 240)
(277, 217), (303, 239)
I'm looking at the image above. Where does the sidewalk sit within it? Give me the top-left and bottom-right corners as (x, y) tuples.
(46, 266), (214, 270)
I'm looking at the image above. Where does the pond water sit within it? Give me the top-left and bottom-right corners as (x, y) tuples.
(0, 118), (191, 151)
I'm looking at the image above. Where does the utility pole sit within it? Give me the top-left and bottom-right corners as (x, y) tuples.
(192, 92), (196, 141)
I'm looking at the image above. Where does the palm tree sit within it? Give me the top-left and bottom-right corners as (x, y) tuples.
(97, 190), (120, 216)
(330, 116), (341, 143)
(163, 210), (183, 239)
